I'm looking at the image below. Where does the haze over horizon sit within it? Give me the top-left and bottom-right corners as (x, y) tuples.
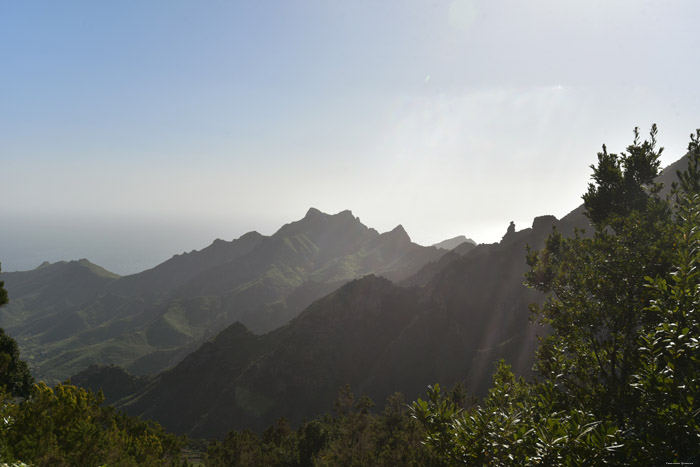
(2, 1), (699, 274)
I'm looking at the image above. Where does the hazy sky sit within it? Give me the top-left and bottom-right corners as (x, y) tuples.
(2, 1), (699, 274)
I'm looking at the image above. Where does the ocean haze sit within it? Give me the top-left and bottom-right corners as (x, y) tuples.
(1, 213), (255, 275)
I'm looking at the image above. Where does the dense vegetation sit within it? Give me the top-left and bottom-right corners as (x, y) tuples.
(0, 383), (185, 466)
(1, 268), (187, 465)
(0, 264), (33, 400)
(204, 387), (448, 466)
(412, 126), (700, 464)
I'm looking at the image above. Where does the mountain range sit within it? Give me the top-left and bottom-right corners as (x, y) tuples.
(1, 208), (445, 382)
(73, 210), (586, 439)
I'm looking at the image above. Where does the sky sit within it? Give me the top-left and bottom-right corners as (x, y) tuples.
(2, 0), (699, 274)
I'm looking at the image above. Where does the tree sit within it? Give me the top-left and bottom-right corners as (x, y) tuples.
(0, 263), (34, 399)
(0, 329), (34, 399)
(412, 126), (700, 464)
(205, 389), (440, 467)
(0, 262), (8, 307)
(630, 131), (700, 463)
(411, 362), (625, 465)
(525, 125), (674, 425)
(0, 382), (185, 465)
(0, 262), (186, 465)
(582, 124), (664, 227)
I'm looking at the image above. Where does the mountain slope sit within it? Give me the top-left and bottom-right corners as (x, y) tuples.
(108, 231), (265, 297)
(118, 276), (421, 437)
(0, 259), (119, 332)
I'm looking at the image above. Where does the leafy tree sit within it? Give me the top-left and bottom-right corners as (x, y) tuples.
(205, 429), (275, 467)
(412, 363), (625, 465)
(631, 195), (700, 462)
(412, 126), (700, 464)
(582, 124), (664, 227)
(0, 329), (34, 399)
(0, 382), (185, 465)
(0, 263), (34, 399)
(630, 133), (700, 463)
(0, 262), (187, 465)
(0, 263), (7, 307)
(525, 125), (674, 425)
(297, 419), (330, 466)
(315, 389), (440, 467)
(205, 388), (440, 467)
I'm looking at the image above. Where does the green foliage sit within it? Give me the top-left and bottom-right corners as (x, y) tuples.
(0, 329), (34, 399)
(0, 266), (34, 399)
(205, 389), (442, 467)
(629, 142), (700, 463)
(412, 363), (625, 465)
(0, 263), (7, 308)
(412, 126), (700, 464)
(526, 126), (674, 425)
(0, 382), (185, 466)
(582, 125), (664, 227)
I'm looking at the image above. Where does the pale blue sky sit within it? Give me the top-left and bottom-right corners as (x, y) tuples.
(2, 1), (699, 274)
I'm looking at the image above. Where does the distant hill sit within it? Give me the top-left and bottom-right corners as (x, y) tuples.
(109, 231), (265, 297)
(1, 209), (445, 382)
(658, 151), (692, 192)
(0, 259), (119, 331)
(432, 235), (476, 251)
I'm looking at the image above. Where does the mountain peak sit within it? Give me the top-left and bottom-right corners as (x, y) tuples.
(388, 224), (411, 243)
(305, 207), (323, 218)
(432, 235), (476, 250)
(304, 207), (356, 220)
(241, 230), (263, 239)
(74, 259), (121, 279)
(532, 215), (558, 232)
(276, 208), (366, 240)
